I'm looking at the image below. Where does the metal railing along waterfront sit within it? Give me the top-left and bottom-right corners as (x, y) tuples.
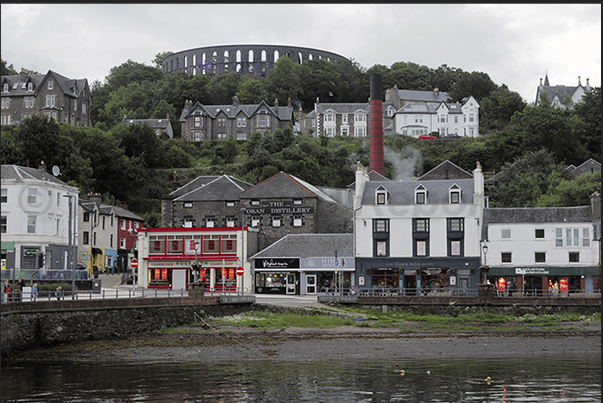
(1, 286), (257, 303)
(328, 287), (601, 299)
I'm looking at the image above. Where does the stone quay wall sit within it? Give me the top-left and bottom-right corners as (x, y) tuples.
(0, 296), (260, 358)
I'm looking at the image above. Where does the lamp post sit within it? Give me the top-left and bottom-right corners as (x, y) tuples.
(240, 207), (246, 296)
(63, 194), (75, 299)
(482, 243), (488, 285)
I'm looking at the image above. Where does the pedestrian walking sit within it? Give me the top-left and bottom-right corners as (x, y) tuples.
(32, 283), (38, 301)
(55, 286), (63, 300)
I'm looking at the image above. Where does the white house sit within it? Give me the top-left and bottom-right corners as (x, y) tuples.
(535, 74), (593, 109)
(1, 164), (79, 274)
(394, 96), (480, 138)
(353, 161), (485, 295)
(482, 201), (601, 296)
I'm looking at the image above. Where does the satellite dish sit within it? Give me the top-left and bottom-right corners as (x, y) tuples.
(52, 165), (61, 176)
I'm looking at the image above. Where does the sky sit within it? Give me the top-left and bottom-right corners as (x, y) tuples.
(1, 3), (600, 104)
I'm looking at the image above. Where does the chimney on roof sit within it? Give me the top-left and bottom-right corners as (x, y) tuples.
(578, 76), (581, 86)
(287, 97), (292, 108)
(38, 161), (46, 171)
(275, 99), (279, 108)
(232, 96), (239, 107)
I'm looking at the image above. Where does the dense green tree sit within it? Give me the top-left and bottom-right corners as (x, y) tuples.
(266, 56), (304, 105)
(536, 172), (601, 207)
(387, 61), (433, 92)
(300, 59), (349, 104)
(479, 85), (527, 131)
(487, 149), (571, 207)
(206, 72), (241, 105)
(571, 86), (601, 158)
(236, 76), (269, 104)
(448, 71), (497, 102)
(109, 123), (163, 169)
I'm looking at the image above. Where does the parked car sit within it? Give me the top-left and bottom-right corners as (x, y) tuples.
(418, 135), (437, 140)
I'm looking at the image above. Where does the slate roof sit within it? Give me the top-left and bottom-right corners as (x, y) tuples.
(180, 100), (293, 122)
(241, 172), (338, 203)
(113, 205), (144, 221)
(361, 178), (475, 205)
(418, 160), (473, 181)
(398, 89), (449, 103)
(397, 101), (465, 114)
(1, 164), (76, 188)
(482, 206), (593, 240)
(1, 70), (87, 99)
(173, 175), (252, 202)
(250, 233), (353, 259)
(168, 175), (251, 199)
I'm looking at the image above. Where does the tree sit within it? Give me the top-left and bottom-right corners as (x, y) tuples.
(236, 76), (269, 104)
(152, 51), (174, 69)
(266, 56), (304, 105)
(448, 71), (497, 102)
(1, 58), (17, 75)
(487, 149), (571, 207)
(571, 86), (601, 159)
(479, 85), (527, 130)
(536, 172), (601, 207)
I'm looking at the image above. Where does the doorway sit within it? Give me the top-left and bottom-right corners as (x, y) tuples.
(306, 274), (316, 294)
(286, 273), (296, 294)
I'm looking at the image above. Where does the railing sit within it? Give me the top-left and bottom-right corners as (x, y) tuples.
(1, 268), (90, 281)
(334, 287), (601, 299)
(353, 287), (479, 297)
(493, 289), (601, 298)
(1, 286), (256, 303)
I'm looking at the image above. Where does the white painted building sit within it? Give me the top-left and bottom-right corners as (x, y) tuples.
(482, 201), (601, 295)
(1, 164), (79, 274)
(394, 96), (480, 138)
(352, 162), (485, 294)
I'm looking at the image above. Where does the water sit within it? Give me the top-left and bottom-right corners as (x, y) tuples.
(1, 354), (600, 402)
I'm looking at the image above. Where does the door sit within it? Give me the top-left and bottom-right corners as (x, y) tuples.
(458, 276), (469, 296)
(286, 273), (296, 294)
(172, 269), (187, 290)
(306, 274), (316, 294)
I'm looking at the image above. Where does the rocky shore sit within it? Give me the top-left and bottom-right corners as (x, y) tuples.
(17, 319), (601, 363)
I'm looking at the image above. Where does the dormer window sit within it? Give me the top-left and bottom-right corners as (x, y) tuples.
(415, 185), (427, 204)
(449, 184), (461, 204)
(2, 83), (8, 92)
(375, 186), (388, 205)
(28, 82), (33, 91)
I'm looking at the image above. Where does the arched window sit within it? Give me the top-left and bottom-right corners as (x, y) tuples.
(224, 51), (229, 63)
(236, 50), (242, 62)
(248, 50), (254, 62)
(261, 50), (267, 62)
(309, 54), (313, 60)
(274, 50), (279, 62)
(298, 52), (303, 64)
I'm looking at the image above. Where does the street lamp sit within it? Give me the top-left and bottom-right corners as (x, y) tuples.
(63, 194), (76, 299)
(482, 243), (488, 284)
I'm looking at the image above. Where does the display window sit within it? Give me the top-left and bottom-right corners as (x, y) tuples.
(149, 267), (171, 288)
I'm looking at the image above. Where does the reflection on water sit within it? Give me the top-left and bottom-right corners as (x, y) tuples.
(1, 354), (600, 402)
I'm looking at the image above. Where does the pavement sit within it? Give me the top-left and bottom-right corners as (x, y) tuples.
(96, 273), (331, 309)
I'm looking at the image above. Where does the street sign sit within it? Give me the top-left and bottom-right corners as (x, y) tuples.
(236, 266), (244, 276)
(130, 259), (139, 269)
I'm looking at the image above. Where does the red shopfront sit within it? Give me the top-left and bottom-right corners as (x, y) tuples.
(142, 228), (242, 291)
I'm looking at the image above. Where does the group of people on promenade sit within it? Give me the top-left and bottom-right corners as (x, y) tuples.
(1, 279), (64, 302)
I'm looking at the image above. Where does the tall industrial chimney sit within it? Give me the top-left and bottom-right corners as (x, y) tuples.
(369, 74), (384, 175)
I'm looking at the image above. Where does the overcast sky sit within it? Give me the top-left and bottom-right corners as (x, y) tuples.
(1, 4), (600, 103)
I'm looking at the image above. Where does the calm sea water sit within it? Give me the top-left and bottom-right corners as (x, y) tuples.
(1, 354), (600, 402)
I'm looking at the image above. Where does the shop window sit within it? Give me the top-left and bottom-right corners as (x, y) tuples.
(535, 252), (546, 263)
(535, 229), (545, 238)
(501, 252), (512, 263)
(569, 252), (580, 262)
(167, 235), (183, 254)
(203, 235), (219, 254)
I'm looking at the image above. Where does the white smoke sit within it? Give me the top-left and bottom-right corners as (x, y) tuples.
(384, 145), (423, 181)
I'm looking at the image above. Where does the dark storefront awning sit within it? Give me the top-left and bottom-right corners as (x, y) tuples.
(91, 247), (103, 255)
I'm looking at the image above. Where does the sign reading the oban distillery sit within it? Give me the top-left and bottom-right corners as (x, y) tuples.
(255, 258), (300, 269)
(243, 201), (313, 216)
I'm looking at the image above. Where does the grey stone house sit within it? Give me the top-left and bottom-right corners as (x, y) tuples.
(162, 172), (353, 251)
(1, 69), (91, 127)
(179, 97), (295, 141)
(298, 100), (396, 137)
